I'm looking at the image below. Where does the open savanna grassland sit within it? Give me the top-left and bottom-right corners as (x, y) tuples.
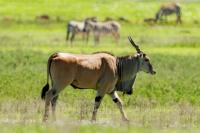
(0, 0), (200, 132)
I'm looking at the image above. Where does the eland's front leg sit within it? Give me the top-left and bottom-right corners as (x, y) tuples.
(109, 91), (129, 121)
(91, 94), (104, 121)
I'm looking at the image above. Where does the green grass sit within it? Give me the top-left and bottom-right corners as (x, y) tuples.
(0, 0), (200, 132)
(1, 124), (200, 133)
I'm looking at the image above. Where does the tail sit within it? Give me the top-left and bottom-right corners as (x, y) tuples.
(41, 83), (49, 100)
(41, 54), (55, 100)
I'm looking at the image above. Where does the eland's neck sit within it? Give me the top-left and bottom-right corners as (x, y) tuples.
(117, 56), (140, 81)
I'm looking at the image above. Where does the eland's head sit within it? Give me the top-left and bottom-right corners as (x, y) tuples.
(128, 36), (156, 75)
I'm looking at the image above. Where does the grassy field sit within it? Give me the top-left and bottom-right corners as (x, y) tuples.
(0, 0), (200, 132)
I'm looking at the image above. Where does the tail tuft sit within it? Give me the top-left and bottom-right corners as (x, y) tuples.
(41, 83), (49, 100)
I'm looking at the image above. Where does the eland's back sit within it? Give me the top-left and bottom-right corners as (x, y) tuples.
(50, 52), (117, 89)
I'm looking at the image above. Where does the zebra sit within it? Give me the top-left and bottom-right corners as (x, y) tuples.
(155, 3), (182, 24)
(66, 17), (97, 45)
(83, 18), (121, 45)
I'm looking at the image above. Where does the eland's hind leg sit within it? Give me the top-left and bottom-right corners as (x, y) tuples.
(43, 57), (75, 122)
(51, 95), (59, 121)
(43, 87), (59, 122)
(43, 82), (66, 122)
(43, 82), (73, 122)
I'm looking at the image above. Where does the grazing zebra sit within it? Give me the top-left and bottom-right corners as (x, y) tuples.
(155, 3), (182, 24)
(83, 18), (121, 45)
(41, 36), (156, 122)
(66, 17), (97, 45)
